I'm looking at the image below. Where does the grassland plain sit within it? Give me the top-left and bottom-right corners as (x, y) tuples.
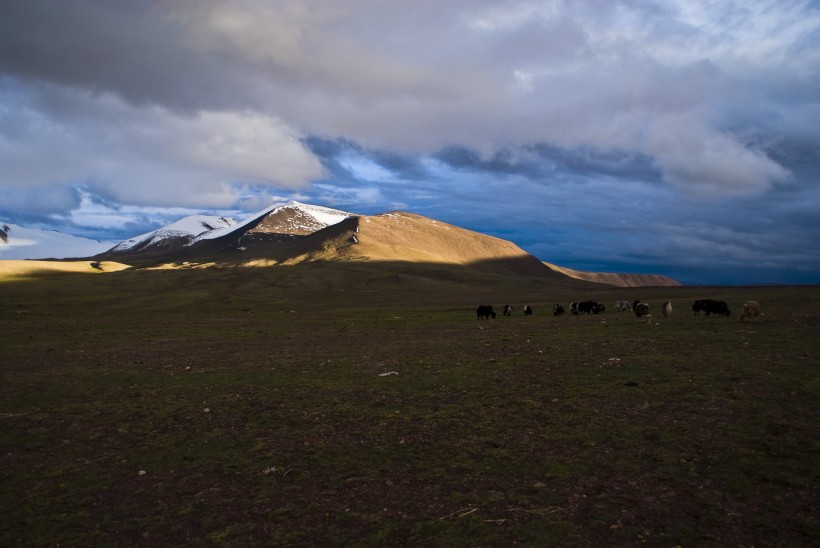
(1, 264), (818, 546)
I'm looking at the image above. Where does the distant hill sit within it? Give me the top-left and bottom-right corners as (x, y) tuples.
(0, 222), (116, 260)
(543, 262), (681, 287)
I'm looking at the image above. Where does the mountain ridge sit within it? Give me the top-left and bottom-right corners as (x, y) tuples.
(109, 214), (238, 254)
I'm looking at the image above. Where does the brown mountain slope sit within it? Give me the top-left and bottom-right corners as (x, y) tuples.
(543, 261), (682, 287)
(228, 212), (569, 280)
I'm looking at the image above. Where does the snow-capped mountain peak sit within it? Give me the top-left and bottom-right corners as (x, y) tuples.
(189, 201), (352, 244)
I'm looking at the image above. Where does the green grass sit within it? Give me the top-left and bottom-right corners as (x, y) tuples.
(1, 266), (818, 546)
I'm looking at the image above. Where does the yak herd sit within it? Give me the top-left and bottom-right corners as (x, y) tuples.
(476, 299), (762, 323)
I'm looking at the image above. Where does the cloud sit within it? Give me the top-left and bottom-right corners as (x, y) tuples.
(0, 184), (80, 217)
(0, 82), (325, 209)
(3, 0), (815, 196)
(646, 113), (792, 194)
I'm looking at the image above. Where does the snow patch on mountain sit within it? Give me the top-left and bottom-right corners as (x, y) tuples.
(288, 202), (352, 227)
(0, 222), (117, 260)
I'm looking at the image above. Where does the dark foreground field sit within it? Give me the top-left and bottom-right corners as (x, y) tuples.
(1, 265), (818, 546)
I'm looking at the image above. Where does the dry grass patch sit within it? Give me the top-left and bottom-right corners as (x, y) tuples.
(0, 260), (131, 279)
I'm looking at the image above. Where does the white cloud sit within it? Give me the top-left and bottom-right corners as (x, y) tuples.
(167, 110), (325, 188)
(0, 85), (324, 209)
(646, 113), (791, 194)
(338, 154), (398, 183)
(312, 183), (385, 208)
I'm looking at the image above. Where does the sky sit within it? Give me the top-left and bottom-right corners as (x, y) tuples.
(1, 0), (819, 285)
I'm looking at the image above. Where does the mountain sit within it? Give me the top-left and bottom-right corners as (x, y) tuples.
(0, 222), (116, 260)
(191, 201), (351, 248)
(543, 262), (682, 287)
(96, 202), (681, 285)
(184, 208), (679, 285)
(262, 212), (566, 279)
(108, 214), (238, 254)
(233, 201), (352, 239)
(97, 204), (572, 280)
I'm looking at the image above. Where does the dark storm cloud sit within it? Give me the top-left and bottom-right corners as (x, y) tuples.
(434, 147), (546, 178)
(434, 144), (662, 184)
(0, 0), (269, 113)
(0, 185), (81, 221)
(1, 1), (202, 109)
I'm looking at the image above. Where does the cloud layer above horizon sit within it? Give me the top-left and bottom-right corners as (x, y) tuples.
(1, 0), (819, 284)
